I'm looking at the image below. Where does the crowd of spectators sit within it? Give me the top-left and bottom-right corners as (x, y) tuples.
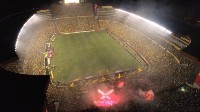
(51, 3), (94, 17)
(14, 13), (56, 75)
(2, 4), (200, 112)
(98, 19), (200, 93)
(22, 28), (55, 75)
(55, 16), (99, 33)
(16, 14), (55, 57)
(44, 15), (200, 111)
(98, 9), (189, 50)
(47, 71), (200, 111)
(0, 59), (22, 73)
(10, 3), (99, 76)
(12, 4), (100, 76)
(46, 72), (149, 111)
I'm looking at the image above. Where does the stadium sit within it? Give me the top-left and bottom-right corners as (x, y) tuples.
(1, 0), (200, 111)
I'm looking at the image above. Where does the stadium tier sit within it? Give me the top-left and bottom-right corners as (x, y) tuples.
(51, 3), (94, 17)
(2, 2), (200, 112)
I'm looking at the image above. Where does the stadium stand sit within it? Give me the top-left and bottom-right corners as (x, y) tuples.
(51, 3), (94, 17)
(97, 9), (190, 50)
(15, 12), (56, 75)
(2, 2), (199, 112)
(54, 16), (99, 33)
(13, 3), (100, 77)
(98, 18), (199, 92)
(0, 58), (23, 73)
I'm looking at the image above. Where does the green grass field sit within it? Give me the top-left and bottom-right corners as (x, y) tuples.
(51, 31), (143, 82)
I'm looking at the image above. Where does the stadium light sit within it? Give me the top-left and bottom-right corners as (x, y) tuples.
(64, 0), (79, 3)
(116, 9), (172, 34)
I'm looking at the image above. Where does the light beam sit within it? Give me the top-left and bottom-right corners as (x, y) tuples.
(117, 9), (172, 34)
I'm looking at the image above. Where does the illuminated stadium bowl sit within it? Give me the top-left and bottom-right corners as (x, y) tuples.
(13, 1), (199, 111)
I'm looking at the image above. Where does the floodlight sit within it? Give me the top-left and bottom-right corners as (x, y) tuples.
(64, 0), (79, 3)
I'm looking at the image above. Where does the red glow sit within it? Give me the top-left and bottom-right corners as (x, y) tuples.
(94, 99), (117, 107)
(94, 89), (120, 107)
(138, 89), (154, 101)
(144, 90), (154, 101)
(117, 81), (124, 88)
(195, 71), (200, 86)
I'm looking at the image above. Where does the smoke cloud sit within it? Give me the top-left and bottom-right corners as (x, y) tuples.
(81, 76), (156, 111)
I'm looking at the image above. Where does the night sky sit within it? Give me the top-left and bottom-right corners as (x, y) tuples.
(0, 0), (200, 62)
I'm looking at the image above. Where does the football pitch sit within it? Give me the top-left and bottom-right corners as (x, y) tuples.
(51, 31), (143, 82)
